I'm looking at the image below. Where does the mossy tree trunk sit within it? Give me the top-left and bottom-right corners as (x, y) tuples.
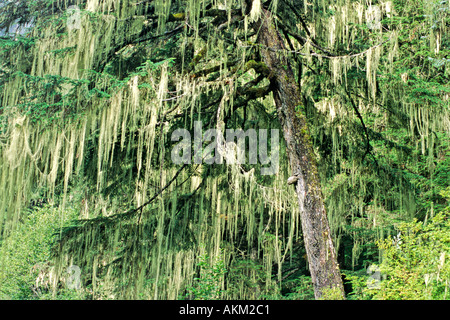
(253, 8), (345, 299)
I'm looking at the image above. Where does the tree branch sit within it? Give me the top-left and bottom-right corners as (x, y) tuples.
(136, 163), (188, 223)
(276, 20), (336, 57)
(344, 89), (373, 162)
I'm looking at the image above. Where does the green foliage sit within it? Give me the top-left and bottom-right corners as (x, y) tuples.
(0, 0), (56, 32)
(348, 187), (450, 300)
(0, 36), (35, 52)
(374, 188), (450, 299)
(185, 249), (227, 300)
(0, 205), (78, 299)
(280, 276), (315, 300)
(224, 258), (282, 299)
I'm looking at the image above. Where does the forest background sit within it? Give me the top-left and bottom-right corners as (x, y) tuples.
(0, 0), (449, 300)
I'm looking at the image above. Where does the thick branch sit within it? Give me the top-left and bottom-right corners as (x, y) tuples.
(191, 59), (240, 79)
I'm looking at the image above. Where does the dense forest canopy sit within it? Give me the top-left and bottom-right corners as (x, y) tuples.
(0, 0), (449, 300)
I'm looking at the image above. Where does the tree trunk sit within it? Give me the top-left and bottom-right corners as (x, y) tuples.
(253, 9), (345, 299)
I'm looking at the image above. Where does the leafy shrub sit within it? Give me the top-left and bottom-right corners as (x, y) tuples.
(185, 249), (227, 300)
(281, 275), (315, 300)
(0, 205), (78, 299)
(348, 187), (450, 300)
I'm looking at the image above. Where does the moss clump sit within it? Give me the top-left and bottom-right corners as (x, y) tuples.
(189, 46), (208, 70)
(244, 60), (271, 77)
(170, 13), (186, 21)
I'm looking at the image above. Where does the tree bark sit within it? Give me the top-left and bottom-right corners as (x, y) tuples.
(253, 9), (345, 299)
